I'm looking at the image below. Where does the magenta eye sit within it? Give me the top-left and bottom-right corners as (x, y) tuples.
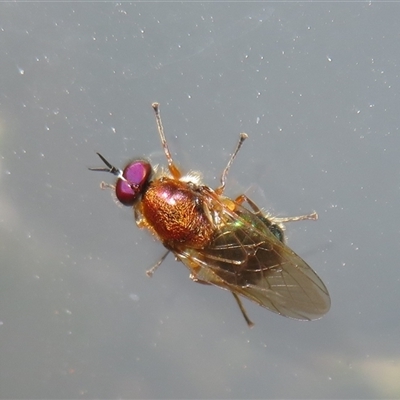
(115, 161), (152, 206)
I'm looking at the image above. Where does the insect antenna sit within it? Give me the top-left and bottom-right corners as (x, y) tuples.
(89, 153), (123, 179)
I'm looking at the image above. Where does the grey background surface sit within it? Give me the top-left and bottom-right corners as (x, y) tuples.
(1, 3), (399, 398)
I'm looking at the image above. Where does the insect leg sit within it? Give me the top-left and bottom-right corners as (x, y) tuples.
(273, 212), (318, 223)
(232, 292), (254, 328)
(235, 194), (263, 215)
(191, 276), (253, 327)
(235, 194), (318, 222)
(235, 194), (285, 242)
(215, 133), (248, 195)
(152, 102), (182, 179)
(146, 250), (170, 277)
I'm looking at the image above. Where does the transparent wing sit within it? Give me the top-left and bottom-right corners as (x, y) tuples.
(173, 196), (330, 321)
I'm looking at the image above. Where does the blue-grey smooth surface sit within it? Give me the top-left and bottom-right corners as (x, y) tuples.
(1, 3), (399, 398)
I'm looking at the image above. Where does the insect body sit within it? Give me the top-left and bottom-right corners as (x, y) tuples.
(90, 103), (330, 327)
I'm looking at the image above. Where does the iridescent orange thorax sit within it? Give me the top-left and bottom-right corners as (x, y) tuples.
(139, 177), (215, 249)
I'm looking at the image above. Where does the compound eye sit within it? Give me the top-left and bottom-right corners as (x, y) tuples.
(115, 160), (151, 205)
